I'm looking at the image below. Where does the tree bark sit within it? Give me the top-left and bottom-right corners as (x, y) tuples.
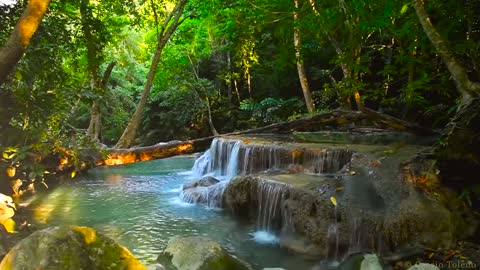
(87, 61), (116, 141)
(294, 0), (315, 113)
(412, 0), (480, 104)
(0, 0), (51, 85)
(99, 137), (214, 166)
(114, 0), (188, 148)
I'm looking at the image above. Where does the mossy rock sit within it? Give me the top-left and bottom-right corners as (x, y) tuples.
(157, 236), (251, 270)
(0, 225), (145, 270)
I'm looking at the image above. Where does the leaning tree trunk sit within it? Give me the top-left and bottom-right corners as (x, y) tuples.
(115, 0), (188, 148)
(413, 0), (480, 189)
(293, 0), (315, 113)
(413, 0), (480, 105)
(0, 0), (51, 85)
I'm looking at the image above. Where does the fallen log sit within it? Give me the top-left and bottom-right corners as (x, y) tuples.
(97, 137), (215, 166)
(97, 109), (439, 166)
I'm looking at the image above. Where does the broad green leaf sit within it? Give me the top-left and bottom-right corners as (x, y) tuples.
(400, 4), (409, 15)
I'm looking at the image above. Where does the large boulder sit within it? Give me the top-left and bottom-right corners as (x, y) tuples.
(157, 236), (251, 270)
(0, 226), (146, 270)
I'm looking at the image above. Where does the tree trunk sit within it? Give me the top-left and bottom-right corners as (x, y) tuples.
(294, 0), (315, 113)
(205, 97), (219, 136)
(412, 0), (480, 105)
(186, 53), (219, 136)
(0, 0), (51, 85)
(87, 61), (116, 141)
(114, 0), (188, 148)
(87, 101), (101, 140)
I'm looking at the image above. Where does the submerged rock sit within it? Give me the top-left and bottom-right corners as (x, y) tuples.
(0, 226), (146, 270)
(157, 236), (251, 270)
(182, 176), (220, 190)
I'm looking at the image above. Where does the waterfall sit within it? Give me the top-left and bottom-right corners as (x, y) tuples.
(348, 218), (367, 254)
(257, 180), (289, 232)
(192, 150), (211, 177)
(327, 205), (340, 261)
(185, 137), (353, 225)
(191, 137), (353, 180)
(180, 181), (228, 208)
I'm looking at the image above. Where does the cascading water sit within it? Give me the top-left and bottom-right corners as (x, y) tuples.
(250, 179), (290, 245)
(191, 137), (353, 179)
(192, 138), (243, 179)
(327, 204), (340, 261)
(180, 181), (228, 208)
(257, 180), (289, 232)
(184, 136), (353, 237)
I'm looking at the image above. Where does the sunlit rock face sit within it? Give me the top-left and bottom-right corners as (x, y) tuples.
(0, 226), (146, 270)
(157, 235), (252, 270)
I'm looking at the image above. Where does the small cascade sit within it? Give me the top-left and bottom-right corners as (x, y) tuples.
(256, 180), (289, 232)
(348, 218), (368, 254)
(192, 150), (211, 177)
(191, 137), (353, 180)
(346, 218), (389, 256)
(303, 150), (352, 174)
(180, 181), (227, 208)
(326, 204), (340, 261)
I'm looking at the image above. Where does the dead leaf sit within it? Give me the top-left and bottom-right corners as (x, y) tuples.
(330, 196), (337, 206)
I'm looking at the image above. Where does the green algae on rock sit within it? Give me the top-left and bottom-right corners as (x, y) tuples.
(0, 225), (146, 270)
(157, 236), (252, 270)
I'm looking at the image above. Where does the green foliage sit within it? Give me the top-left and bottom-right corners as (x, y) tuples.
(0, 0), (478, 171)
(240, 97), (305, 125)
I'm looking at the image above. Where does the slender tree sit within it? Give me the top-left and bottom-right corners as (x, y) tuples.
(293, 0), (315, 113)
(87, 61), (116, 141)
(413, 0), (480, 106)
(0, 0), (51, 84)
(115, 0), (189, 148)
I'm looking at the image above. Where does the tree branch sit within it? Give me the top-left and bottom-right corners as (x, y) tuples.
(0, 0), (51, 85)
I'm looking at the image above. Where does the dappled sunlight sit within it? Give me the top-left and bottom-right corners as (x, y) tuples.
(0, 193), (16, 232)
(18, 0), (50, 47)
(104, 153), (138, 165)
(73, 226), (98, 244)
(102, 143), (194, 165)
(33, 187), (79, 224)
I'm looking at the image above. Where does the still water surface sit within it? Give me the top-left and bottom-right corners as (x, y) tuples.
(28, 156), (316, 269)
